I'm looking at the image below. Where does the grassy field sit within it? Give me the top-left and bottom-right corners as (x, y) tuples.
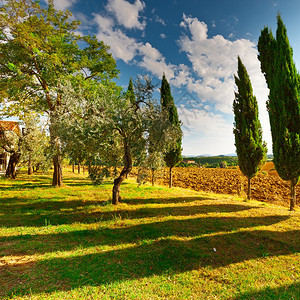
(0, 169), (300, 299)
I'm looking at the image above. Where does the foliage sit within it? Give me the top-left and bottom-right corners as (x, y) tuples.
(0, 121), (21, 178)
(258, 14), (300, 210)
(160, 74), (182, 188)
(160, 74), (182, 168)
(0, 124), (19, 154)
(233, 56), (267, 199)
(180, 156), (238, 168)
(126, 78), (135, 104)
(219, 161), (227, 169)
(55, 76), (180, 203)
(19, 113), (50, 173)
(0, 0), (118, 185)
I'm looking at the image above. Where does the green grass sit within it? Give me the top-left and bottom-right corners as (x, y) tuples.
(0, 169), (299, 299)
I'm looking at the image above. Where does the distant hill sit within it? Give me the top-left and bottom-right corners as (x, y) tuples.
(181, 155), (238, 168)
(184, 153), (237, 157)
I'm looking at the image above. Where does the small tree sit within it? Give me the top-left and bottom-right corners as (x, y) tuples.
(160, 74), (182, 188)
(258, 15), (300, 210)
(219, 161), (227, 169)
(20, 113), (50, 174)
(233, 56), (267, 200)
(126, 78), (135, 104)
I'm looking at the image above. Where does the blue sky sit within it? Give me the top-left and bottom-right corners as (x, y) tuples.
(52, 0), (300, 156)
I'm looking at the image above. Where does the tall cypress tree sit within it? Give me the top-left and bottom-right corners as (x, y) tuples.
(258, 15), (300, 210)
(160, 74), (182, 188)
(233, 56), (267, 200)
(126, 78), (135, 104)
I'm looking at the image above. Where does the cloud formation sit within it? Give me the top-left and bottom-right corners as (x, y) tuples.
(179, 14), (267, 115)
(106, 0), (146, 30)
(89, 2), (271, 154)
(94, 14), (140, 63)
(178, 106), (234, 155)
(53, 0), (77, 10)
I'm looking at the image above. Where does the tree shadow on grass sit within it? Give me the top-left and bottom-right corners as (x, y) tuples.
(233, 282), (300, 300)
(122, 195), (217, 205)
(62, 177), (94, 187)
(0, 214), (289, 256)
(0, 197), (259, 227)
(0, 175), (94, 191)
(1, 229), (299, 298)
(0, 182), (52, 191)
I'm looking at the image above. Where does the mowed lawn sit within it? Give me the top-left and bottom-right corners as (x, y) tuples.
(0, 169), (300, 299)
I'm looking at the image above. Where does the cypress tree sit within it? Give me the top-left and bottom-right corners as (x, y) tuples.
(126, 78), (135, 104)
(160, 74), (182, 188)
(233, 56), (267, 200)
(258, 15), (300, 210)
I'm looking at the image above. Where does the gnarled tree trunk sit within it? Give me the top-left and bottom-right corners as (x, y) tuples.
(112, 140), (132, 205)
(28, 154), (33, 175)
(6, 151), (20, 179)
(52, 153), (63, 186)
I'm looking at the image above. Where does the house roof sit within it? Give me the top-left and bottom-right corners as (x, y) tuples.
(0, 121), (21, 134)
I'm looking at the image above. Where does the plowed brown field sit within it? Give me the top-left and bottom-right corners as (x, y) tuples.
(131, 163), (299, 208)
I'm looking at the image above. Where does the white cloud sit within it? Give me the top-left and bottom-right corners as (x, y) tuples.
(53, 0), (77, 10)
(177, 14), (272, 153)
(151, 8), (166, 25)
(155, 15), (166, 26)
(178, 106), (234, 155)
(179, 106), (231, 135)
(92, 10), (176, 78)
(171, 64), (190, 87)
(179, 14), (268, 114)
(160, 33), (167, 39)
(106, 0), (146, 30)
(180, 14), (208, 41)
(94, 14), (140, 62)
(138, 43), (176, 80)
(94, 14), (114, 31)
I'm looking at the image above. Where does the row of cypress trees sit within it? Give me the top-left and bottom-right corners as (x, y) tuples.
(234, 15), (300, 211)
(126, 16), (298, 211)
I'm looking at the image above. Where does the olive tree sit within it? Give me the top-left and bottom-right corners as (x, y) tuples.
(55, 76), (180, 204)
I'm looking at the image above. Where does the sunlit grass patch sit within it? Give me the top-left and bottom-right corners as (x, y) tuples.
(0, 169), (299, 299)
